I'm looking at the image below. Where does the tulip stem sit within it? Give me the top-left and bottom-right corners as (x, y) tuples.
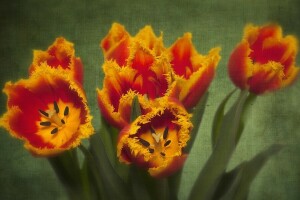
(48, 150), (84, 200)
(155, 178), (169, 200)
(188, 89), (249, 200)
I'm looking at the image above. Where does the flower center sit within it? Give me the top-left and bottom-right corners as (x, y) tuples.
(138, 126), (171, 158)
(38, 101), (70, 134)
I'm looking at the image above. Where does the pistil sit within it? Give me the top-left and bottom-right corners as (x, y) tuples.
(48, 110), (63, 126)
(137, 126), (172, 158)
(38, 102), (70, 134)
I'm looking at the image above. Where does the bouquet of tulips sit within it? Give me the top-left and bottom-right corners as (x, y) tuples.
(0, 22), (298, 200)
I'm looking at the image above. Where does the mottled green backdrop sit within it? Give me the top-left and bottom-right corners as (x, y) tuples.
(0, 0), (300, 199)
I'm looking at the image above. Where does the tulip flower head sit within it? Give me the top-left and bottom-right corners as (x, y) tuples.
(117, 97), (193, 178)
(97, 23), (170, 129)
(168, 33), (221, 109)
(29, 37), (84, 85)
(228, 24), (299, 94)
(0, 66), (94, 156)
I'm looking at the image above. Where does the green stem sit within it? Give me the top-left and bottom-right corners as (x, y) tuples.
(155, 178), (169, 200)
(48, 150), (83, 200)
(188, 90), (249, 200)
(168, 169), (182, 200)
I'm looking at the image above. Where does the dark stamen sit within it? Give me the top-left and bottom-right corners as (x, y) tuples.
(149, 126), (156, 134)
(64, 106), (69, 116)
(40, 121), (51, 126)
(61, 119), (65, 124)
(164, 140), (171, 147)
(149, 148), (154, 153)
(160, 152), (165, 157)
(139, 138), (150, 147)
(51, 128), (58, 134)
(163, 126), (169, 139)
(39, 109), (49, 117)
(54, 101), (59, 113)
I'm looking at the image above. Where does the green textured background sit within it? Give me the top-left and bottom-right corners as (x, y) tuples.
(0, 0), (300, 199)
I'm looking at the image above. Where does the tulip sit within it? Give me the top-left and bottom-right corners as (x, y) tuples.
(168, 33), (221, 109)
(29, 37), (84, 85)
(0, 66), (94, 156)
(98, 24), (170, 129)
(117, 97), (192, 178)
(228, 24), (299, 94)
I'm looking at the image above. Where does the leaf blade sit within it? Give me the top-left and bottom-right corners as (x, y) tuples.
(219, 144), (283, 200)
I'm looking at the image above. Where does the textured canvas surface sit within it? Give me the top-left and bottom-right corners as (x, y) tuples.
(0, 0), (299, 199)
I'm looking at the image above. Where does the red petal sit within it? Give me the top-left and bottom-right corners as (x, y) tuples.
(247, 24), (280, 53)
(97, 89), (128, 129)
(247, 66), (281, 94)
(228, 42), (251, 89)
(73, 57), (84, 85)
(131, 48), (154, 73)
(101, 23), (131, 66)
(170, 33), (193, 78)
(7, 109), (53, 148)
(47, 46), (71, 69)
(182, 65), (215, 109)
(5, 81), (50, 114)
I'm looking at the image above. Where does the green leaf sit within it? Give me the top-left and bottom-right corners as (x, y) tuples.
(184, 92), (209, 153)
(211, 89), (236, 148)
(130, 95), (141, 122)
(188, 90), (249, 200)
(218, 144), (283, 200)
(212, 90), (256, 147)
(211, 163), (243, 200)
(83, 133), (132, 200)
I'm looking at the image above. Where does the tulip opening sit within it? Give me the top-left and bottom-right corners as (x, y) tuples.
(137, 126), (173, 158)
(38, 101), (71, 134)
(35, 99), (83, 148)
(117, 97), (192, 178)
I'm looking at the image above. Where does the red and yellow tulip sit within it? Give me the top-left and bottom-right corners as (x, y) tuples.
(168, 33), (221, 109)
(0, 66), (94, 156)
(117, 97), (192, 178)
(97, 23), (170, 129)
(228, 24), (299, 94)
(29, 37), (84, 85)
